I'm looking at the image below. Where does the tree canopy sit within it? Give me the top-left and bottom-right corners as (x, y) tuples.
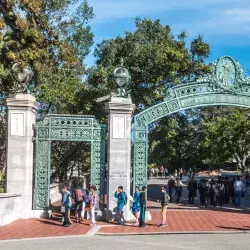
(88, 18), (210, 110)
(0, 0), (94, 112)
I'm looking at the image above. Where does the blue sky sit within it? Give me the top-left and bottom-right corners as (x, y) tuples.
(86, 0), (250, 73)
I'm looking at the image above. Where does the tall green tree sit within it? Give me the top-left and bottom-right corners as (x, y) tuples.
(88, 18), (210, 110)
(0, 0), (94, 112)
(0, 0), (94, 189)
(203, 109), (250, 172)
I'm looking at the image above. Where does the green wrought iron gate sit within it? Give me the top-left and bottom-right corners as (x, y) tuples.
(33, 114), (106, 210)
(133, 56), (250, 190)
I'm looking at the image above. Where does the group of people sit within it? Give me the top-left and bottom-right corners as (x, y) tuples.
(115, 185), (170, 228)
(188, 176), (246, 207)
(114, 185), (147, 228)
(150, 166), (168, 178)
(61, 181), (98, 227)
(150, 167), (184, 180)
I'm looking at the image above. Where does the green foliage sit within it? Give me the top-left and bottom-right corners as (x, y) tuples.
(202, 108), (250, 172)
(148, 111), (205, 172)
(0, 0), (94, 112)
(88, 18), (210, 110)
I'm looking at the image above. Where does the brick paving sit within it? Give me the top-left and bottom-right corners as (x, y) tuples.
(97, 209), (250, 235)
(1, 209), (250, 240)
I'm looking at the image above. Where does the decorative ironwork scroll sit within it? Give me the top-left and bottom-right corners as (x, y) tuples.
(33, 114), (106, 210)
(133, 56), (250, 189)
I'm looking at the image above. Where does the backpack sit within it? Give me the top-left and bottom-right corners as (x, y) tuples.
(75, 189), (83, 202)
(118, 192), (128, 205)
(163, 192), (170, 205)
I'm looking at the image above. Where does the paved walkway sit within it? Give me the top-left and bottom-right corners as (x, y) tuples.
(1, 176), (250, 240)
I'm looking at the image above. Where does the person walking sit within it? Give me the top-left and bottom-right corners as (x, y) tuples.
(158, 186), (170, 227)
(188, 176), (197, 204)
(234, 176), (244, 206)
(204, 180), (211, 207)
(72, 183), (84, 223)
(114, 186), (127, 224)
(174, 178), (184, 204)
(132, 186), (140, 226)
(216, 177), (225, 206)
(228, 177), (235, 204)
(88, 185), (98, 226)
(61, 184), (71, 227)
(168, 176), (175, 202)
(179, 168), (184, 180)
(198, 179), (206, 206)
(139, 186), (147, 228)
(223, 177), (230, 204)
(155, 167), (159, 178)
(164, 168), (169, 179)
(80, 182), (88, 222)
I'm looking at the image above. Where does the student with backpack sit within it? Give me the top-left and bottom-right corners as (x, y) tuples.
(158, 186), (170, 227)
(72, 182), (84, 223)
(114, 186), (127, 224)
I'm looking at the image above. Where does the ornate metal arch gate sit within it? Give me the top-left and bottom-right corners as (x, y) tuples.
(33, 114), (106, 210)
(133, 56), (250, 189)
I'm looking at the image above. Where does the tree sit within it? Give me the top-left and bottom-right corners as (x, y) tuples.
(88, 18), (210, 110)
(0, 0), (94, 112)
(203, 109), (250, 172)
(148, 111), (205, 172)
(0, 0), (95, 188)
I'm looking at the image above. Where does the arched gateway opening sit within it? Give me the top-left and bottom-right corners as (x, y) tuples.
(133, 56), (250, 190)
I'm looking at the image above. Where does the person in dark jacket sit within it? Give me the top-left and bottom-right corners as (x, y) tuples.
(228, 177), (235, 204)
(217, 177), (225, 206)
(204, 180), (211, 207)
(139, 186), (147, 228)
(168, 176), (175, 202)
(188, 176), (197, 204)
(198, 179), (206, 206)
(223, 176), (230, 204)
(158, 186), (170, 227)
(210, 179), (215, 206)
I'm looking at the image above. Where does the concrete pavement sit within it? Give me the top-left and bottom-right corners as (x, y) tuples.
(1, 234), (250, 250)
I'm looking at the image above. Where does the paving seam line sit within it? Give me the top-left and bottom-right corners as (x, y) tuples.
(0, 234), (92, 243)
(96, 231), (248, 236)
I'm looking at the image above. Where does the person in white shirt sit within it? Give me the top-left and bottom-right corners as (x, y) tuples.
(234, 176), (243, 206)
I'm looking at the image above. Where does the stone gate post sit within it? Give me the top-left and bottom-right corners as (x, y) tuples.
(5, 93), (39, 219)
(106, 96), (135, 220)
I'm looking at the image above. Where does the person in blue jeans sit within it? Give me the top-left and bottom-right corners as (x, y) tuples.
(61, 184), (71, 227)
(114, 186), (127, 224)
(234, 176), (244, 206)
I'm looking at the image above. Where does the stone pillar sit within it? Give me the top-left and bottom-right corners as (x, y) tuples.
(106, 96), (135, 220)
(5, 93), (39, 219)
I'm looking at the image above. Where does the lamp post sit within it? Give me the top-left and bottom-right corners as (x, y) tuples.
(113, 59), (131, 98)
